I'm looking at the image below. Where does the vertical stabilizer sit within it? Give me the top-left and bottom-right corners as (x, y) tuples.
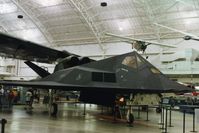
(25, 61), (50, 78)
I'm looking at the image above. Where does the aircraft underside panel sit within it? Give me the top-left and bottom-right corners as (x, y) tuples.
(79, 90), (115, 106)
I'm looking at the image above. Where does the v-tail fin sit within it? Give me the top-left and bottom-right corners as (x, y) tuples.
(25, 61), (50, 78)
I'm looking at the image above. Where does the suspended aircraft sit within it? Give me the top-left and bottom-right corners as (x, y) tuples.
(154, 23), (199, 41)
(105, 33), (176, 53)
(0, 32), (190, 110)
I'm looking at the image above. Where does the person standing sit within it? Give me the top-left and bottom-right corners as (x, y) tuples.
(0, 87), (5, 107)
(25, 90), (32, 110)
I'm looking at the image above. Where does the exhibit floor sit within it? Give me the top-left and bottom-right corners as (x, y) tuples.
(0, 103), (197, 133)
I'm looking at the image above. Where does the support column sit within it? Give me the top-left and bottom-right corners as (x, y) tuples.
(137, 106), (140, 119)
(146, 105), (149, 121)
(169, 106), (173, 127)
(183, 110), (186, 133)
(190, 109), (197, 132)
(83, 103), (86, 115)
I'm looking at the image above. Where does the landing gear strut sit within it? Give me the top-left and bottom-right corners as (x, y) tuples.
(128, 113), (134, 126)
(49, 89), (58, 117)
(51, 103), (58, 116)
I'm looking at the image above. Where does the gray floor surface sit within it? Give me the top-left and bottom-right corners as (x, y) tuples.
(0, 103), (198, 133)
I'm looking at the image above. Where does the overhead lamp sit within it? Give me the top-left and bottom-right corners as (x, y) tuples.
(119, 27), (123, 31)
(101, 2), (107, 7)
(35, 0), (63, 7)
(17, 15), (23, 19)
(119, 97), (124, 102)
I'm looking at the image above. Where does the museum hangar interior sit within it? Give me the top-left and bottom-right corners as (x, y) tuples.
(0, 0), (199, 133)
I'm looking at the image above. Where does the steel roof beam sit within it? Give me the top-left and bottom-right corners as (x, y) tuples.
(68, 0), (106, 57)
(10, 0), (53, 46)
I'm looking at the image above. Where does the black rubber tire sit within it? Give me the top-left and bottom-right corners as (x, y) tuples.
(156, 107), (162, 113)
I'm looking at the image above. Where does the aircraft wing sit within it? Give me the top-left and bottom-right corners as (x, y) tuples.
(0, 80), (121, 91)
(154, 23), (199, 40)
(0, 78), (190, 93)
(105, 33), (176, 48)
(0, 80), (84, 90)
(0, 32), (71, 63)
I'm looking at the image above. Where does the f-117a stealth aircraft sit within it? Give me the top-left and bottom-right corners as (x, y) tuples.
(0, 32), (190, 106)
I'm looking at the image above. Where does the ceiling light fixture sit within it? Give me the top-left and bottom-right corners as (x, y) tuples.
(17, 15), (23, 19)
(101, 2), (107, 7)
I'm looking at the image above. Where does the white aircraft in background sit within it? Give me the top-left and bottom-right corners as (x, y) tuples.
(154, 23), (199, 41)
(105, 33), (176, 53)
